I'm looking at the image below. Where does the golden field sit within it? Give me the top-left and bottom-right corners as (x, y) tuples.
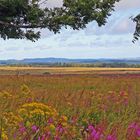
(0, 66), (140, 75)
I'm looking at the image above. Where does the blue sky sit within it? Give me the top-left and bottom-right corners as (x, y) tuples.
(0, 0), (140, 60)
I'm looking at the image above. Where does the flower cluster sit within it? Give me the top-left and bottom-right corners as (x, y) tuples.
(85, 124), (117, 140)
(14, 102), (71, 139)
(127, 122), (140, 139)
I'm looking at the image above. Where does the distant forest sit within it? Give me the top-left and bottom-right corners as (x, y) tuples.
(3, 63), (140, 68)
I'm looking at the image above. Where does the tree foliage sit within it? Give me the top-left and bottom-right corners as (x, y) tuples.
(0, 0), (121, 41)
(132, 14), (140, 43)
(1, 0), (138, 42)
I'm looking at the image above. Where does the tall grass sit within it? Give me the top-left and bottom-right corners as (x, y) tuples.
(0, 74), (140, 139)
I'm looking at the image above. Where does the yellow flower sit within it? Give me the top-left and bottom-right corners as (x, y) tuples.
(18, 108), (28, 115)
(18, 102), (60, 126)
(61, 116), (68, 122)
(2, 131), (8, 140)
(30, 109), (45, 116)
(45, 112), (50, 116)
(26, 121), (31, 127)
(49, 124), (55, 131)
(3, 112), (23, 127)
(61, 122), (67, 127)
(0, 91), (12, 99)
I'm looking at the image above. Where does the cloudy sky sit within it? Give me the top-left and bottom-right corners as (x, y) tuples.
(0, 0), (140, 60)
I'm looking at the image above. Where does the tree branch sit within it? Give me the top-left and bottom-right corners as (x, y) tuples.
(0, 21), (46, 29)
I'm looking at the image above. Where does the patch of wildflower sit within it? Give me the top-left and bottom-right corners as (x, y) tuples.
(126, 122), (140, 139)
(97, 91), (129, 112)
(16, 102), (72, 139)
(3, 112), (23, 128)
(1, 112), (23, 138)
(0, 91), (12, 111)
(83, 122), (118, 140)
(1, 129), (8, 140)
(18, 102), (58, 126)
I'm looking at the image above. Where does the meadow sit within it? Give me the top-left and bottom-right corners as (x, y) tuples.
(0, 67), (140, 140)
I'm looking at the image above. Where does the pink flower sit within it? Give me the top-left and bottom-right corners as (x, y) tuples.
(128, 122), (138, 129)
(127, 122), (140, 138)
(136, 128), (140, 137)
(87, 125), (103, 140)
(88, 125), (96, 134)
(19, 124), (26, 134)
(56, 125), (64, 134)
(48, 118), (53, 124)
(106, 135), (117, 140)
(94, 131), (102, 140)
(31, 125), (38, 132)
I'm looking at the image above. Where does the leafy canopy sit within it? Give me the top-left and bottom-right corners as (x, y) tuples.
(0, 0), (138, 42)
(132, 14), (140, 43)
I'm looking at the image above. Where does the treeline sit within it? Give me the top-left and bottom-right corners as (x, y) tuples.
(2, 62), (140, 68)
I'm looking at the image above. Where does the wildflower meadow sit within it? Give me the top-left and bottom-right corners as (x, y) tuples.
(0, 73), (140, 140)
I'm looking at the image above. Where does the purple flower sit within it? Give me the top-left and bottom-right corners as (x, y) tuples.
(87, 125), (103, 140)
(106, 135), (117, 140)
(88, 125), (96, 133)
(128, 122), (138, 129)
(31, 125), (38, 132)
(56, 125), (64, 134)
(19, 124), (26, 134)
(48, 118), (53, 124)
(128, 122), (140, 138)
(94, 131), (101, 140)
(136, 128), (140, 137)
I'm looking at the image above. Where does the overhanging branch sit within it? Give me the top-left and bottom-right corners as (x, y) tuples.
(0, 21), (47, 29)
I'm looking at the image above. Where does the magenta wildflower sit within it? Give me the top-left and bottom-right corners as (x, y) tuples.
(128, 122), (138, 129)
(88, 125), (96, 133)
(48, 118), (54, 124)
(19, 126), (26, 133)
(40, 134), (46, 140)
(19, 124), (26, 134)
(106, 135), (117, 140)
(31, 125), (38, 132)
(56, 125), (64, 134)
(127, 122), (140, 138)
(94, 131), (101, 140)
(136, 127), (140, 137)
(87, 125), (103, 140)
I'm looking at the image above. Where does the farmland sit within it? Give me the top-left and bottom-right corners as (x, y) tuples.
(0, 66), (140, 75)
(0, 67), (140, 140)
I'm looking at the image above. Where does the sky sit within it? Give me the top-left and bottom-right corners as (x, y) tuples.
(0, 0), (140, 60)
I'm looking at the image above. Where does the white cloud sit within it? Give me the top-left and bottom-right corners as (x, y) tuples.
(46, 0), (140, 11)
(46, 0), (63, 8)
(0, 0), (140, 59)
(115, 0), (140, 10)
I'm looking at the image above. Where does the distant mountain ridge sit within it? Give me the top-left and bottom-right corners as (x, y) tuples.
(0, 58), (140, 65)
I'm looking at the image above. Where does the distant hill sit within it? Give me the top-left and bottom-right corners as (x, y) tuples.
(0, 58), (140, 65)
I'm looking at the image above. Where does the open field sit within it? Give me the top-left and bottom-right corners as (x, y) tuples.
(0, 66), (140, 75)
(0, 68), (140, 139)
